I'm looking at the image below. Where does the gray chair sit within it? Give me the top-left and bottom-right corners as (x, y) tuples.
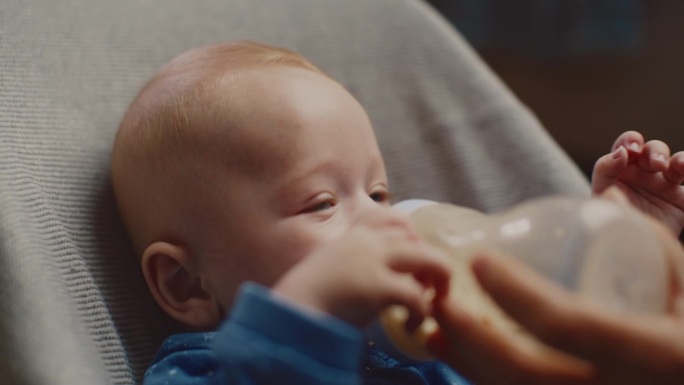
(0, 1), (589, 384)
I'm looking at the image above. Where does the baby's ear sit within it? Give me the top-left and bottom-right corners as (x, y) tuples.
(141, 242), (222, 329)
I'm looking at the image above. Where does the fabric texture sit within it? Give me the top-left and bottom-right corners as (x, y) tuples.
(145, 283), (469, 385)
(0, 0), (590, 384)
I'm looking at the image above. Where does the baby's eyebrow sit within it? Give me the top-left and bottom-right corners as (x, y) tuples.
(281, 160), (341, 185)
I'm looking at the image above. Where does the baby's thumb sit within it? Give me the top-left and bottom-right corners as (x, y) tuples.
(597, 186), (631, 207)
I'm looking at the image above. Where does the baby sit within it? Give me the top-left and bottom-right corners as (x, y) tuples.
(111, 41), (684, 385)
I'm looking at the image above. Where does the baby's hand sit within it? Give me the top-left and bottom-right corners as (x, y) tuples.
(273, 210), (451, 330)
(592, 130), (684, 235)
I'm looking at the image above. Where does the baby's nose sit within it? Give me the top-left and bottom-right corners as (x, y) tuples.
(353, 200), (417, 236)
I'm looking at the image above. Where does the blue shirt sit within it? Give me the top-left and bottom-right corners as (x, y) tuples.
(145, 283), (470, 385)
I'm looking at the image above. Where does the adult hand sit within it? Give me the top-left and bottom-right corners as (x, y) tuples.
(427, 250), (684, 385)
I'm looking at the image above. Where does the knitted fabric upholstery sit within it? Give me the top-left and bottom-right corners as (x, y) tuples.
(0, 1), (589, 384)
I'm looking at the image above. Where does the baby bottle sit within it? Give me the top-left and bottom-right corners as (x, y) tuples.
(367, 196), (672, 361)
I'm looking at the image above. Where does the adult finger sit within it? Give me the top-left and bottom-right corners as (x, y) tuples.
(427, 298), (595, 385)
(471, 252), (684, 374)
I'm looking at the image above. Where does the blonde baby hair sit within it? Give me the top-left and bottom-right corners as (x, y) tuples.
(111, 41), (324, 256)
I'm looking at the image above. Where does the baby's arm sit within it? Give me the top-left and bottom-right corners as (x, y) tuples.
(146, 282), (366, 385)
(273, 209), (451, 330)
(145, 209), (451, 385)
(592, 130), (684, 235)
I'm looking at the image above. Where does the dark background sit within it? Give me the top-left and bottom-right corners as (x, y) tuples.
(427, 0), (684, 178)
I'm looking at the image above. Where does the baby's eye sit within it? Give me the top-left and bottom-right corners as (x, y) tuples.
(303, 199), (336, 213)
(369, 190), (390, 203)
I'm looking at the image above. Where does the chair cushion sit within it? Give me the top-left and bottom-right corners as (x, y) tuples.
(0, 0), (589, 384)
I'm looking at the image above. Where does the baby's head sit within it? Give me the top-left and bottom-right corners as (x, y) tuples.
(112, 42), (392, 329)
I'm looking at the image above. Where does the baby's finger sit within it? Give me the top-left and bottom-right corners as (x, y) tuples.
(386, 242), (452, 297)
(612, 131), (644, 155)
(381, 274), (430, 332)
(663, 151), (684, 185)
(639, 140), (670, 173)
(591, 146), (628, 194)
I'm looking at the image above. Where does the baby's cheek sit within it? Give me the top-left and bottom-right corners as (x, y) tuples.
(278, 226), (337, 264)
(266, 217), (350, 279)
(278, 231), (320, 264)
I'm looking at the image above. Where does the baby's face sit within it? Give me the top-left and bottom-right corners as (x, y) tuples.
(195, 67), (392, 310)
